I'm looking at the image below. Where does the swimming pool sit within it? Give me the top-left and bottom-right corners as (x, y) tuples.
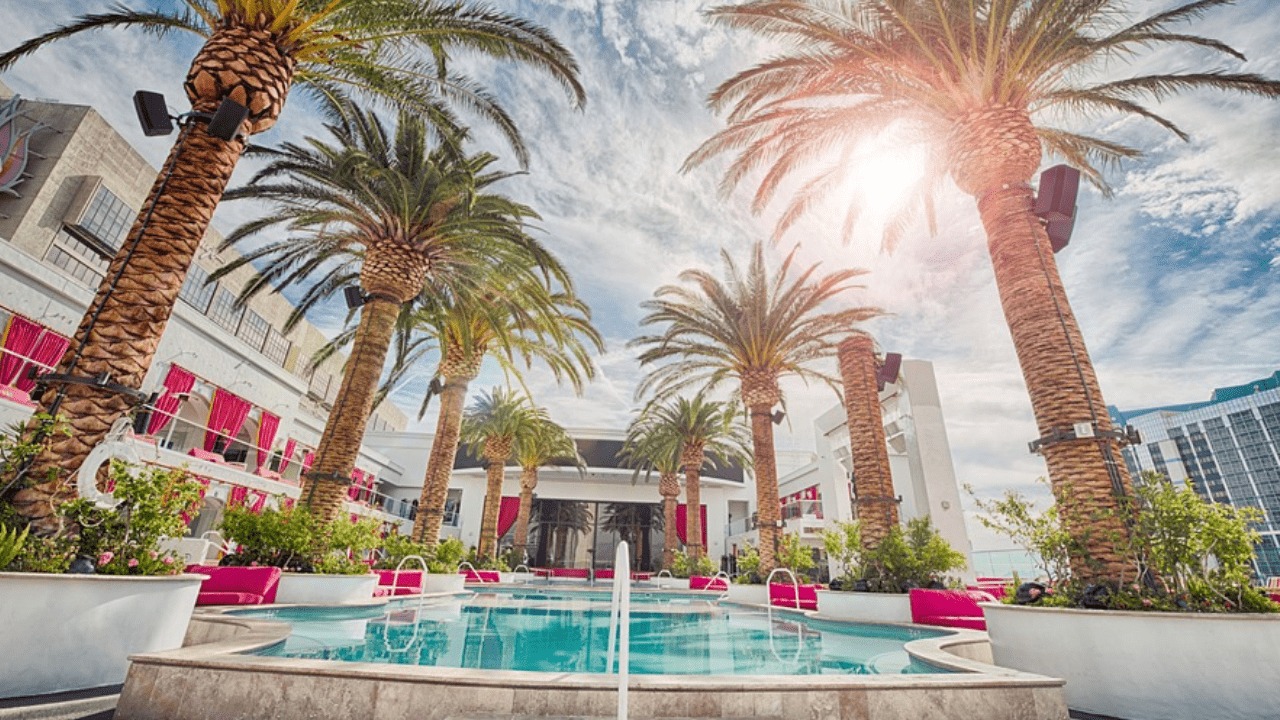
(238, 588), (953, 676)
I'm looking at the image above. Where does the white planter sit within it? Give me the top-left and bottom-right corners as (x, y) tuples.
(0, 571), (203, 697)
(656, 577), (691, 590)
(421, 573), (467, 594)
(985, 603), (1280, 720)
(724, 583), (769, 606)
(275, 573), (377, 604)
(815, 590), (912, 624)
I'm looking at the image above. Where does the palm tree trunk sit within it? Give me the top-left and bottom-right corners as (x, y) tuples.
(413, 377), (471, 543)
(660, 472), (679, 569)
(301, 295), (402, 521)
(749, 405), (781, 575)
(977, 184), (1134, 582)
(513, 467), (537, 556)
(9, 24), (294, 532)
(477, 446), (509, 559)
(838, 335), (899, 548)
(684, 468), (703, 560)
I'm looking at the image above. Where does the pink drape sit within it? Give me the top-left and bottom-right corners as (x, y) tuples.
(348, 469), (365, 501)
(675, 504), (708, 547)
(301, 450), (315, 473)
(203, 388), (252, 452)
(254, 411), (280, 473)
(0, 317), (70, 397)
(278, 438), (298, 474)
(497, 496), (521, 538)
(146, 365), (197, 435)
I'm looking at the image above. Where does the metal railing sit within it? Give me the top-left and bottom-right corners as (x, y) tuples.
(605, 540), (631, 720)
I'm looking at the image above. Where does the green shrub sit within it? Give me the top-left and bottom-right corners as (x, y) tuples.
(859, 518), (967, 593)
(464, 545), (510, 572)
(821, 520), (864, 586)
(669, 550), (715, 578)
(429, 538), (465, 574)
(732, 534), (813, 584)
(734, 544), (761, 583)
(375, 532), (433, 570)
(220, 506), (380, 574)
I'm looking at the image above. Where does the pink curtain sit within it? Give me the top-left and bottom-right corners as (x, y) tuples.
(0, 315), (43, 387)
(675, 504), (708, 547)
(497, 496), (521, 538)
(146, 365), (197, 435)
(278, 438), (298, 474)
(254, 411), (280, 473)
(348, 469), (365, 501)
(228, 485), (249, 507)
(203, 388), (252, 452)
(14, 331), (68, 393)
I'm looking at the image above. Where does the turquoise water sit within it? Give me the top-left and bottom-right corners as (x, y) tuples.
(240, 589), (953, 676)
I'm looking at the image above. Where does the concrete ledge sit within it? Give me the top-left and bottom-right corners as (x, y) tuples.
(115, 602), (1069, 720)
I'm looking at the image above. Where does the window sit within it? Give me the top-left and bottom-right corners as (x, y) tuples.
(179, 264), (216, 312)
(207, 288), (243, 334)
(262, 328), (290, 367)
(76, 186), (133, 251)
(45, 229), (109, 285)
(237, 310), (269, 351)
(443, 490), (463, 527)
(308, 370), (331, 400)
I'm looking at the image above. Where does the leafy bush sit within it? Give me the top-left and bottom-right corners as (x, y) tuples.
(821, 520), (864, 586)
(825, 517), (966, 593)
(11, 461), (203, 575)
(465, 546), (510, 572)
(429, 538), (465, 574)
(375, 532), (433, 570)
(733, 534), (814, 584)
(968, 479), (1074, 587)
(669, 550), (715, 578)
(220, 506), (380, 574)
(734, 544), (760, 583)
(973, 472), (1279, 613)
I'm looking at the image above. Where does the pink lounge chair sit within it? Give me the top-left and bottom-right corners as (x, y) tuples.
(594, 569), (615, 581)
(909, 588), (996, 630)
(459, 569), (501, 583)
(187, 565), (281, 606)
(375, 569), (423, 596)
(551, 567), (590, 580)
(689, 575), (729, 591)
(768, 583), (820, 610)
(630, 572), (652, 582)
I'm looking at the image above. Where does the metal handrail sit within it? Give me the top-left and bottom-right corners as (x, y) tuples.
(763, 567), (804, 665)
(605, 541), (631, 720)
(381, 554), (430, 653)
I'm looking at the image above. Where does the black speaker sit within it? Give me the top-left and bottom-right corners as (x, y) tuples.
(1034, 164), (1079, 223)
(1045, 215), (1075, 253)
(343, 286), (367, 309)
(133, 91), (173, 137)
(876, 352), (902, 390)
(132, 392), (160, 435)
(205, 98), (250, 141)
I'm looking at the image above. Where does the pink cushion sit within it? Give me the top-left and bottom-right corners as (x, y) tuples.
(768, 583), (820, 610)
(373, 587), (392, 597)
(376, 569), (424, 592)
(909, 588), (990, 629)
(551, 568), (589, 579)
(187, 565), (281, 603)
(595, 569), (615, 580)
(690, 575), (728, 591)
(631, 572), (652, 581)
(459, 569), (501, 583)
(197, 591), (267, 606)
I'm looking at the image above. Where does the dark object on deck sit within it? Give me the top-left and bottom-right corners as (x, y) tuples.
(1015, 581), (1047, 605)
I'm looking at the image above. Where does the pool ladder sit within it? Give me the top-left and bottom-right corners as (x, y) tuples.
(381, 554), (430, 654)
(764, 567), (805, 665)
(605, 541), (631, 720)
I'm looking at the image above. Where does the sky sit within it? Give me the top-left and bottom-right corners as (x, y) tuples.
(1, 1), (1278, 550)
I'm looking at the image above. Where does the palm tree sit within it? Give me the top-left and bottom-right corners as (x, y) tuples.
(0, 0), (585, 526)
(619, 410), (685, 568)
(838, 335), (898, 548)
(210, 103), (560, 521)
(632, 242), (880, 573)
(511, 414), (582, 559)
(687, 0), (1280, 581)
(601, 503), (664, 570)
(460, 387), (538, 558)
(632, 394), (750, 560)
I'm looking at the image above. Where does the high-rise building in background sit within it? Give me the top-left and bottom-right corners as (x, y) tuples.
(1112, 371), (1280, 578)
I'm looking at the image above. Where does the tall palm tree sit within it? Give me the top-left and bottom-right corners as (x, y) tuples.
(632, 242), (880, 573)
(632, 394), (750, 560)
(838, 334), (898, 548)
(1, 0), (585, 526)
(619, 409), (685, 568)
(212, 103), (562, 521)
(511, 414), (582, 559)
(686, 0), (1280, 581)
(460, 387), (538, 558)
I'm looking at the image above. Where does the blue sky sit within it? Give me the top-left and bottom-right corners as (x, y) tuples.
(2, 1), (1278, 549)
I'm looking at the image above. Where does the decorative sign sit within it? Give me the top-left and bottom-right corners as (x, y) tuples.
(0, 95), (48, 197)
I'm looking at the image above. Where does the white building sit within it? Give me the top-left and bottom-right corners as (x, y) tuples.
(761, 359), (973, 575)
(0, 86), (409, 532)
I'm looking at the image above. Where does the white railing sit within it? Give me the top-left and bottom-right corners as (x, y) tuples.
(605, 540), (631, 720)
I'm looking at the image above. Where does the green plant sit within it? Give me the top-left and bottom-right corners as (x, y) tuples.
(669, 550), (715, 579)
(777, 532), (817, 580)
(429, 538), (466, 574)
(375, 533), (433, 570)
(313, 517), (382, 575)
(221, 507), (380, 574)
(821, 521), (864, 586)
(734, 544), (761, 584)
(14, 460), (203, 576)
(860, 518), (967, 593)
(465, 545), (511, 572)
(968, 480), (1075, 587)
(0, 522), (29, 569)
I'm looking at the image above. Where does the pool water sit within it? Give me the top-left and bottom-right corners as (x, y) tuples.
(241, 589), (953, 676)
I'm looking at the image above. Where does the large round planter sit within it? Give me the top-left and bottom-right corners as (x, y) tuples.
(815, 590), (912, 624)
(985, 603), (1280, 720)
(724, 583), (769, 606)
(0, 571), (203, 698)
(275, 573), (378, 604)
(421, 573), (466, 594)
